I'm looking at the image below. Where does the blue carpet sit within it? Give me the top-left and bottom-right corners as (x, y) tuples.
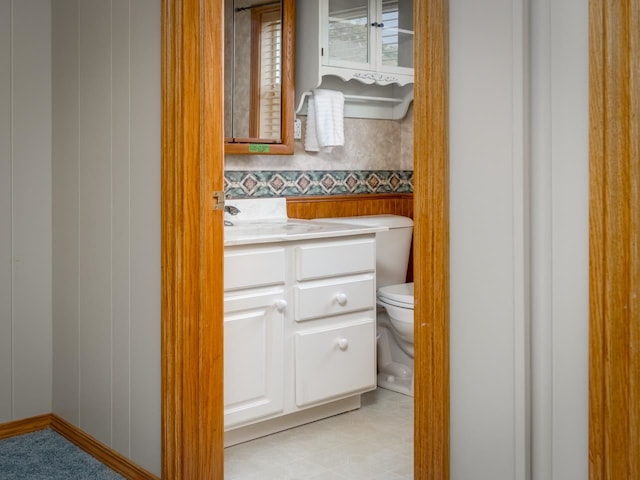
(0, 429), (124, 479)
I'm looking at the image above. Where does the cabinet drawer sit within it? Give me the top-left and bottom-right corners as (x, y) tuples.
(295, 319), (376, 407)
(224, 247), (285, 291)
(293, 275), (375, 322)
(295, 238), (375, 281)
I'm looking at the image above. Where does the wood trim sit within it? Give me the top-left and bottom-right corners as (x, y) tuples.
(0, 414), (157, 479)
(413, 1), (450, 479)
(225, 0), (295, 155)
(162, 0), (225, 478)
(286, 193), (414, 219)
(589, 0), (640, 478)
(0, 414), (51, 440)
(50, 415), (159, 480)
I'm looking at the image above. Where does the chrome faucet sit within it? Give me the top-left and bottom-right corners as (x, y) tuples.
(224, 204), (240, 226)
(224, 204), (241, 216)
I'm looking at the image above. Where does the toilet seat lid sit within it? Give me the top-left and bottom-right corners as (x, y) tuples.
(377, 282), (414, 308)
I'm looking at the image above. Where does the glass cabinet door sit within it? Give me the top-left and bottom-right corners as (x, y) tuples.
(326, 0), (372, 67)
(379, 0), (413, 71)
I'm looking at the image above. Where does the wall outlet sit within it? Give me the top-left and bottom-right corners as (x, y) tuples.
(294, 118), (302, 139)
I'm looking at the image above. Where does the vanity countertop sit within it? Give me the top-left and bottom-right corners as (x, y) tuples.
(224, 218), (385, 246)
(223, 197), (385, 246)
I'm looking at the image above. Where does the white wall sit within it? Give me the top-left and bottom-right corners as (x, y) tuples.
(449, 0), (589, 479)
(449, 1), (529, 478)
(530, 0), (589, 478)
(52, 0), (161, 475)
(0, 0), (53, 423)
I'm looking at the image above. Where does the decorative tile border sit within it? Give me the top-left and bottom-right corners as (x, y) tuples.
(224, 170), (414, 198)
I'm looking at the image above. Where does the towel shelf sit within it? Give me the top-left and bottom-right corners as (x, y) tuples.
(343, 95), (403, 103)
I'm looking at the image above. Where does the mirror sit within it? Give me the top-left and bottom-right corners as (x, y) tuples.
(224, 0), (295, 155)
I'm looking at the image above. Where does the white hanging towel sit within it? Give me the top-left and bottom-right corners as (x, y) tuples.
(304, 89), (345, 152)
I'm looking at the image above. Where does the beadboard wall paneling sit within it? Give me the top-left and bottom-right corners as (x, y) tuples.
(52, 0), (80, 428)
(0, 0), (53, 424)
(0, 0), (12, 423)
(52, 0), (161, 475)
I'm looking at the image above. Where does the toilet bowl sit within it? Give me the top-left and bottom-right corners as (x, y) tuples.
(376, 282), (414, 396)
(378, 282), (414, 346)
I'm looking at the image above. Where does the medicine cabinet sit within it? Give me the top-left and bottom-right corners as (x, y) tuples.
(224, 0), (295, 154)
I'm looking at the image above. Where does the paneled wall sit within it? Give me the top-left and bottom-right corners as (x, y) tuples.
(530, 0), (589, 477)
(0, 0), (53, 423)
(449, 1), (529, 478)
(52, 0), (161, 475)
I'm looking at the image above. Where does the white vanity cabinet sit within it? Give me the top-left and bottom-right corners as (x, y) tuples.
(223, 234), (377, 444)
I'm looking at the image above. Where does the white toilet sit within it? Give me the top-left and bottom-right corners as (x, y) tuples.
(318, 214), (415, 396)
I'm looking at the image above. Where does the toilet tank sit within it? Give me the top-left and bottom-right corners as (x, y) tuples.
(315, 214), (413, 288)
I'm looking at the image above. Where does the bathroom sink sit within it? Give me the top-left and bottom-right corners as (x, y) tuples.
(224, 218), (385, 245)
(225, 221), (323, 236)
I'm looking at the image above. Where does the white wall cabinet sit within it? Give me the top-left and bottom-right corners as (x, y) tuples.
(321, 0), (414, 83)
(296, 0), (414, 119)
(223, 235), (377, 444)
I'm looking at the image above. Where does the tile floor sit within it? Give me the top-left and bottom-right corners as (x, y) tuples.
(224, 388), (413, 479)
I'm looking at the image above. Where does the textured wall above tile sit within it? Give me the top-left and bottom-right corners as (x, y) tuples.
(225, 107), (414, 172)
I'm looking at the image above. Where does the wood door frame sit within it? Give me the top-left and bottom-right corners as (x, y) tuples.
(589, 0), (640, 478)
(161, 1), (450, 478)
(161, 0), (225, 478)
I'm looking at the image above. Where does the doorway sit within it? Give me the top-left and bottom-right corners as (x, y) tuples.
(160, 1), (449, 478)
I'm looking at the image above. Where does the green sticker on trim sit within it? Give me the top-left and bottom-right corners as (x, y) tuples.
(248, 144), (270, 153)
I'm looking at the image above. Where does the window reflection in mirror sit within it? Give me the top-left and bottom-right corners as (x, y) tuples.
(225, 0), (294, 153)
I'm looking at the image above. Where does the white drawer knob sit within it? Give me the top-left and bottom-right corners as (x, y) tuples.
(335, 293), (348, 306)
(337, 338), (349, 351)
(273, 299), (287, 313)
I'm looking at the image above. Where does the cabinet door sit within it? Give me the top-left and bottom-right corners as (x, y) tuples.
(224, 290), (285, 429)
(377, 0), (414, 74)
(323, 0), (373, 69)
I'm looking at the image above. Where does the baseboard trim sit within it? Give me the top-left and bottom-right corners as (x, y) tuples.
(0, 414), (159, 480)
(0, 414), (51, 440)
(50, 415), (159, 480)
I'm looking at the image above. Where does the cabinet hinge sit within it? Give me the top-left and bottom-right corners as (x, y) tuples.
(213, 191), (226, 211)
